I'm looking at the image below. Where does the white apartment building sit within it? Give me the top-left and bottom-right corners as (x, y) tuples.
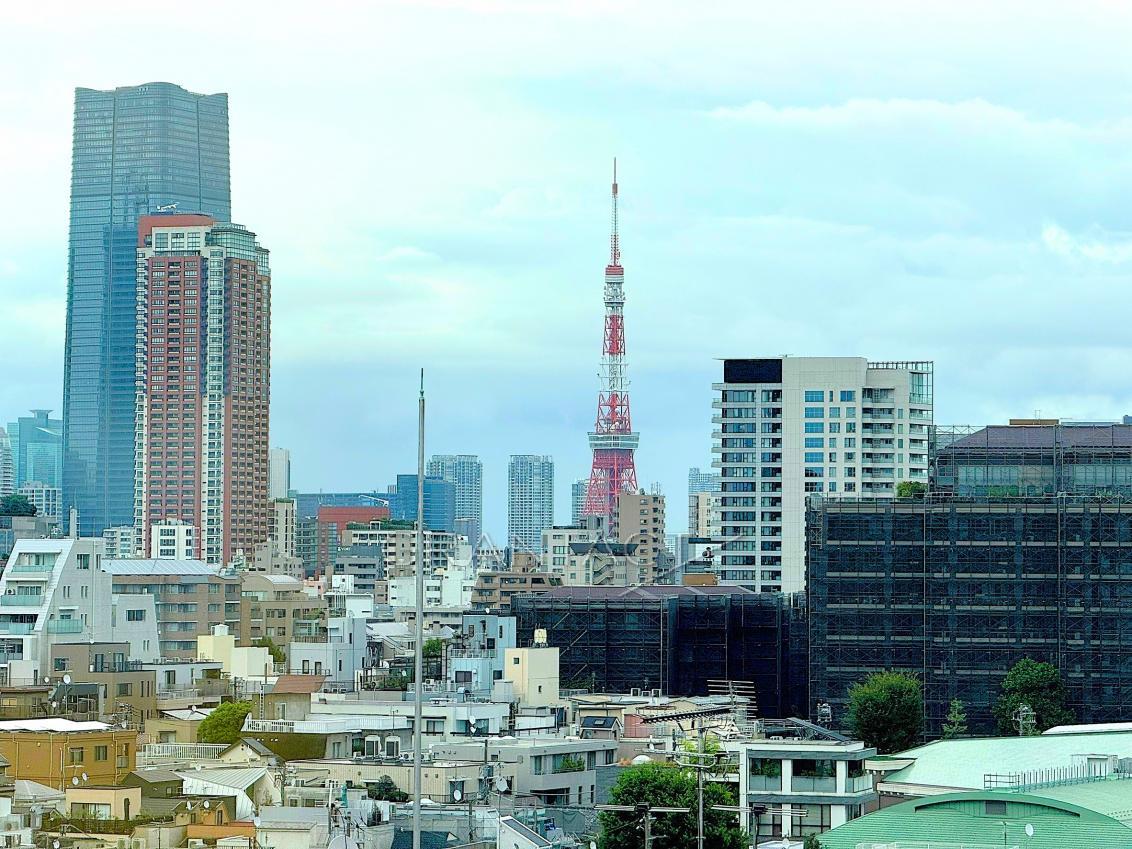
(540, 526), (594, 574)
(17, 481), (60, 523)
(0, 539), (159, 684)
(713, 357), (933, 593)
(688, 490), (721, 537)
(103, 525), (139, 558)
(387, 562), (476, 611)
(149, 519), (196, 559)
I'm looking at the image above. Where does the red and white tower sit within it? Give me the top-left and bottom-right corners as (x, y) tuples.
(583, 160), (639, 522)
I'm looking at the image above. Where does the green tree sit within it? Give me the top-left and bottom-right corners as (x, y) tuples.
(422, 638), (444, 658)
(941, 699), (968, 739)
(598, 762), (745, 849)
(367, 775), (409, 802)
(847, 671), (924, 754)
(0, 495), (36, 516)
(255, 636), (286, 665)
(993, 658), (1074, 735)
(803, 835), (822, 849)
(379, 518), (417, 530)
(556, 755), (585, 773)
(896, 481), (926, 498)
(197, 701), (253, 745)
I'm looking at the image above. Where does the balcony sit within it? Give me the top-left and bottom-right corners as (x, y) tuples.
(0, 624), (32, 636)
(791, 775), (836, 792)
(847, 773), (873, 793)
(9, 563), (53, 573)
(747, 775), (782, 791)
(46, 620), (83, 634)
(137, 742), (227, 768)
(0, 596), (43, 607)
(157, 687), (202, 702)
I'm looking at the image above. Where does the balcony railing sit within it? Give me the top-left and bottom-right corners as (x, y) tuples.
(0, 596), (43, 607)
(137, 742), (226, 768)
(46, 620), (83, 634)
(791, 776), (836, 792)
(0, 624), (32, 636)
(747, 775), (782, 791)
(157, 688), (202, 701)
(847, 773), (874, 793)
(8, 563), (54, 573)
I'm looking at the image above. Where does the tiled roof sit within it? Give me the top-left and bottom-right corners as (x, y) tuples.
(535, 585), (755, 600)
(271, 674), (327, 694)
(946, 424), (1132, 450)
(103, 559), (219, 576)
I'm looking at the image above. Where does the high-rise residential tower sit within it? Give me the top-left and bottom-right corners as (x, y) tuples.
(427, 454), (483, 547)
(0, 431), (13, 498)
(508, 455), (554, 554)
(63, 82), (230, 537)
(570, 478), (589, 526)
(269, 448), (291, 500)
(134, 213), (270, 564)
(686, 466), (720, 535)
(390, 474), (456, 533)
(583, 162), (639, 522)
(8, 410), (63, 489)
(713, 357), (933, 593)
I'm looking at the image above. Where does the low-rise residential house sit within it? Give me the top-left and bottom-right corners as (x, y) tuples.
(177, 766), (280, 819)
(288, 616), (371, 689)
(243, 714), (412, 761)
(0, 718), (137, 788)
(145, 708), (214, 744)
(310, 690), (510, 740)
(727, 719), (876, 843)
(65, 784), (142, 819)
(433, 737), (619, 808)
(49, 641), (158, 725)
(471, 559), (560, 613)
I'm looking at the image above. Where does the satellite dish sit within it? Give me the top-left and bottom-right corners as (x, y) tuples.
(71, 777), (79, 786)
(1025, 824), (1035, 837)
(253, 817), (261, 828)
(452, 788), (462, 802)
(53, 841), (60, 849)
(63, 674), (71, 685)
(494, 777), (508, 793)
(81, 773), (88, 782)
(203, 801), (211, 810)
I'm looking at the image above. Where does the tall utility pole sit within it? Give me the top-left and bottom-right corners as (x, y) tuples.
(412, 370), (425, 849)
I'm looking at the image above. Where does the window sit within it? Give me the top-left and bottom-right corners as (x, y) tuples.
(985, 801), (1007, 816)
(53, 658), (67, 671)
(804, 438), (824, 448)
(840, 390), (855, 401)
(513, 657), (520, 665)
(804, 390), (824, 402)
(805, 423), (824, 433)
(804, 407), (824, 418)
(126, 609), (145, 622)
(68, 747), (84, 764)
(117, 683), (132, 696)
(95, 746), (108, 761)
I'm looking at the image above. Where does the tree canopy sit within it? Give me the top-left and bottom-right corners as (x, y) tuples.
(0, 495), (36, 516)
(941, 699), (969, 739)
(254, 636), (286, 665)
(598, 762), (746, 849)
(896, 480), (927, 498)
(847, 671), (924, 754)
(198, 701), (253, 745)
(422, 638), (444, 658)
(367, 775), (408, 802)
(993, 658), (1074, 735)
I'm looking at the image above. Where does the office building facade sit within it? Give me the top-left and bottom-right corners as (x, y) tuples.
(427, 455), (483, 548)
(390, 474), (456, 533)
(133, 213), (271, 565)
(0, 430), (12, 497)
(571, 479), (589, 526)
(613, 490), (666, 584)
(713, 357), (933, 593)
(508, 455), (554, 554)
(16, 482), (61, 524)
(64, 82), (230, 537)
(7, 410), (63, 489)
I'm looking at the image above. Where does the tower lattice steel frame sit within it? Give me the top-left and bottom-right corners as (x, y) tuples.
(584, 160), (639, 521)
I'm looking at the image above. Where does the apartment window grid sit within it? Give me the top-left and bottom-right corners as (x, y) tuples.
(716, 362), (932, 594)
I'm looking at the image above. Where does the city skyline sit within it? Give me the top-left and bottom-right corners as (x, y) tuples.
(6, 5), (1132, 540)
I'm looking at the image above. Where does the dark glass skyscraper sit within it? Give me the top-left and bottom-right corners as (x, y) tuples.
(63, 82), (230, 536)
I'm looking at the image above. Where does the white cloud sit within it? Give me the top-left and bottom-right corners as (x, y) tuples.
(1041, 224), (1132, 264)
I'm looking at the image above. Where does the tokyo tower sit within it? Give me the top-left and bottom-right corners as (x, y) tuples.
(583, 159), (639, 522)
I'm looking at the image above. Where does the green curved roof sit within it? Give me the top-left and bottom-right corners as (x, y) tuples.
(818, 780), (1132, 849)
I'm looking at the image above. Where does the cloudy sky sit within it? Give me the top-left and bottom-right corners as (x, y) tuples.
(4, 1), (1132, 537)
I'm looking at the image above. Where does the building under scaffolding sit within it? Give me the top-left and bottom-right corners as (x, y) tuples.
(810, 423), (1132, 736)
(512, 585), (807, 717)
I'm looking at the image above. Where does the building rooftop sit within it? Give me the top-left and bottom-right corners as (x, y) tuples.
(103, 559), (220, 576)
(0, 718), (110, 733)
(533, 585), (755, 601)
(820, 778), (1132, 849)
(946, 423), (1132, 450)
(271, 674), (327, 695)
(872, 730), (1132, 791)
